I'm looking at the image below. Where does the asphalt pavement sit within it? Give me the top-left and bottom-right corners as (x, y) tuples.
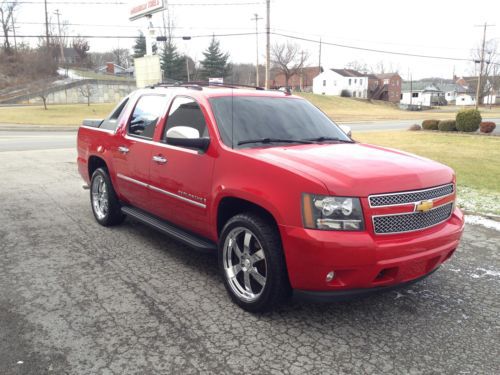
(1, 118), (499, 152)
(0, 148), (499, 375)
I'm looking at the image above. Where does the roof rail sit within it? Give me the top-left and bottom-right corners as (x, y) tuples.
(151, 81), (267, 91)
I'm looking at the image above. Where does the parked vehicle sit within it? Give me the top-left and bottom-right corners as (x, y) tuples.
(77, 83), (464, 312)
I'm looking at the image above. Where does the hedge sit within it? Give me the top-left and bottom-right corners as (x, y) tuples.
(422, 119), (439, 130)
(456, 109), (482, 132)
(438, 120), (457, 132)
(480, 121), (496, 133)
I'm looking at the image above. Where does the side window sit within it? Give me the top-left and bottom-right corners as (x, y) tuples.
(163, 97), (208, 141)
(128, 95), (168, 139)
(100, 97), (129, 131)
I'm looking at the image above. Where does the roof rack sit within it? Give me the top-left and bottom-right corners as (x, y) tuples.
(150, 81), (267, 91)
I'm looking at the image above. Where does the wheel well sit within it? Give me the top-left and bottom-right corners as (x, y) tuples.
(217, 197), (278, 236)
(88, 156), (107, 179)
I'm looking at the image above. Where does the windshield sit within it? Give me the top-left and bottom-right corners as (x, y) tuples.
(209, 96), (351, 148)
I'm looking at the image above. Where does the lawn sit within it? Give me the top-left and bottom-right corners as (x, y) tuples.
(0, 103), (116, 126)
(71, 69), (133, 82)
(355, 131), (500, 215)
(298, 93), (500, 122)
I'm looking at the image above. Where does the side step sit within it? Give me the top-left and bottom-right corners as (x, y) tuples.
(121, 206), (217, 252)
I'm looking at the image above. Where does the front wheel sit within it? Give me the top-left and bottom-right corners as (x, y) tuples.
(219, 213), (291, 312)
(90, 168), (124, 226)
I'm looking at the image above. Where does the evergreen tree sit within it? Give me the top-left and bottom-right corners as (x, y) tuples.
(200, 37), (231, 80)
(160, 40), (185, 81)
(133, 32), (157, 59)
(133, 32), (146, 58)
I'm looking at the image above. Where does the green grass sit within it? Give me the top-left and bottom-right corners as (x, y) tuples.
(298, 93), (500, 122)
(355, 131), (500, 215)
(0, 103), (116, 125)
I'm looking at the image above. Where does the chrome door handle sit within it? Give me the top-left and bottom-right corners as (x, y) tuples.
(118, 146), (129, 154)
(153, 155), (168, 164)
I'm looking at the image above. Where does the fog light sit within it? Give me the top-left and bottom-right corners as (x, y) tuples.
(326, 271), (335, 282)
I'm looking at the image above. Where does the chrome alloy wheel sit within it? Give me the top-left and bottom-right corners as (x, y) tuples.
(222, 227), (267, 302)
(91, 175), (109, 220)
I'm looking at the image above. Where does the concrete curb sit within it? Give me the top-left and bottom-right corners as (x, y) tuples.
(0, 124), (78, 132)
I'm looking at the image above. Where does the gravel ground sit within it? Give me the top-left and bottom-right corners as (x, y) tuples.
(0, 149), (499, 375)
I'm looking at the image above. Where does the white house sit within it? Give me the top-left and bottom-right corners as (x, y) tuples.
(400, 83), (444, 107)
(455, 94), (476, 106)
(313, 69), (369, 98)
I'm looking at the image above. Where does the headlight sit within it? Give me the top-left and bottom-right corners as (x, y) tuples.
(302, 194), (365, 231)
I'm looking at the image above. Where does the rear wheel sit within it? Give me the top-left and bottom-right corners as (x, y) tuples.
(219, 213), (291, 312)
(90, 168), (124, 226)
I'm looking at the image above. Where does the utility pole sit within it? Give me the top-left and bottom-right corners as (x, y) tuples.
(318, 38), (322, 72)
(44, 0), (50, 49)
(251, 13), (263, 86)
(265, 0), (270, 89)
(54, 9), (65, 63)
(11, 14), (17, 50)
(474, 22), (495, 109)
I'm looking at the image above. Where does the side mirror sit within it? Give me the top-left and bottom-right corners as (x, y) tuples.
(339, 124), (352, 137)
(166, 126), (210, 152)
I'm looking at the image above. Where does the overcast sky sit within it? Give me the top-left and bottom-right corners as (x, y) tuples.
(13, 0), (500, 79)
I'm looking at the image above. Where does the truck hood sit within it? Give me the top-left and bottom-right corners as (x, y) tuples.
(243, 143), (454, 196)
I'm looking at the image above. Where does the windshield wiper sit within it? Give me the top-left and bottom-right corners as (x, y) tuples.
(305, 136), (354, 143)
(237, 138), (314, 146)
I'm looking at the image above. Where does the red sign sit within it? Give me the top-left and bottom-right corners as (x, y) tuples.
(130, 0), (164, 21)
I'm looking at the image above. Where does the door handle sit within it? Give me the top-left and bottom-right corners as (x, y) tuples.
(118, 146), (129, 154)
(153, 155), (168, 165)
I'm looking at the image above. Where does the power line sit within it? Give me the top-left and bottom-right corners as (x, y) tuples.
(272, 32), (474, 63)
(13, 32), (258, 39)
(5, 1), (263, 5)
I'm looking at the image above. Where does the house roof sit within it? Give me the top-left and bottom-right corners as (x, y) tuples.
(376, 73), (401, 79)
(401, 82), (442, 92)
(331, 68), (366, 77)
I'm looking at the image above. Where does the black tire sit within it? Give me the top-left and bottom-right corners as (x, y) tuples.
(218, 213), (291, 312)
(90, 167), (125, 226)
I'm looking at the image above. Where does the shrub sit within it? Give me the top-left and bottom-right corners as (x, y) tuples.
(408, 124), (422, 131)
(422, 119), (439, 130)
(456, 109), (482, 132)
(479, 121), (496, 133)
(438, 120), (456, 132)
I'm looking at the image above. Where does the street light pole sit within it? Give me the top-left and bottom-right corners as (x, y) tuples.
(265, 0), (270, 89)
(54, 9), (65, 63)
(251, 13), (263, 86)
(183, 36), (192, 82)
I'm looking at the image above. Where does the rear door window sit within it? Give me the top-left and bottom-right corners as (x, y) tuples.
(128, 95), (168, 139)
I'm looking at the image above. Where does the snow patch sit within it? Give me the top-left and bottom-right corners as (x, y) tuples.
(465, 215), (500, 232)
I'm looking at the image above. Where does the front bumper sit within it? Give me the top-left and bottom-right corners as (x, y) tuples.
(279, 207), (464, 292)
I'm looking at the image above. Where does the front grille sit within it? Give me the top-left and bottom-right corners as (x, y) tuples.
(373, 202), (453, 234)
(369, 184), (454, 207)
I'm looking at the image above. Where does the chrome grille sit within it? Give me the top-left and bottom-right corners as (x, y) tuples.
(373, 202), (453, 234)
(369, 184), (454, 207)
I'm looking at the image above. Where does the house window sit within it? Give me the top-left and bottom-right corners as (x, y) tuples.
(349, 79), (352, 85)
(354, 79), (357, 84)
(333, 80), (337, 86)
(360, 79), (363, 85)
(384, 79), (389, 85)
(400, 94), (403, 99)
(412, 93), (419, 98)
(323, 80), (326, 87)
(353, 92), (356, 98)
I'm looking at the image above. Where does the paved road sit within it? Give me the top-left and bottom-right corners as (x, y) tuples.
(0, 148), (499, 374)
(0, 131), (76, 152)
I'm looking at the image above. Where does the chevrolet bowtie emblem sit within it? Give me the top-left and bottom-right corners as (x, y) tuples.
(415, 200), (434, 212)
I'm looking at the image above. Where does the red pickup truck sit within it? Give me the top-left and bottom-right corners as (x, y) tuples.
(77, 83), (464, 312)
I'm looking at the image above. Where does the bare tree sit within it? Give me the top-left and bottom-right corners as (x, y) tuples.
(34, 80), (52, 110)
(112, 48), (130, 68)
(79, 82), (94, 106)
(471, 39), (499, 103)
(345, 60), (369, 74)
(271, 42), (308, 87)
(0, 0), (19, 53)
(72, 37), (90, 67)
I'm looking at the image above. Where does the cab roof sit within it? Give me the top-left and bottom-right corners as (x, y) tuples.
(135, 83), (302, 100)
